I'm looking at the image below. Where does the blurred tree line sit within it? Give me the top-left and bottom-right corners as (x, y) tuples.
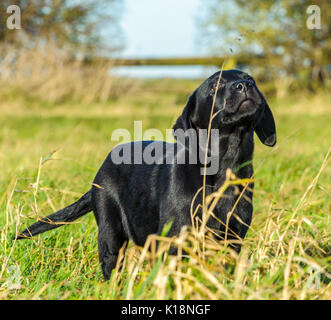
(198, 0), (330, 92)
(0, 0), (123, 56)
(0, 0), (329, 101)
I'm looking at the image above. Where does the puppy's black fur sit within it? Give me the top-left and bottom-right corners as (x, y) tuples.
(16, 69), (276, 280)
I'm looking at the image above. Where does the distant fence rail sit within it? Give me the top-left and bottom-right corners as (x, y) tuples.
(84, 55), (263, 67)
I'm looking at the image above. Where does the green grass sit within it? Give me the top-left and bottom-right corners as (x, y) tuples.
(0, 80), (330, 299)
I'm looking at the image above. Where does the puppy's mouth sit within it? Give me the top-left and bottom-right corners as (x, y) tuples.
(220, 98), (261, 125)
(237, 98), (257, 113)
(226, 98), (257, 115)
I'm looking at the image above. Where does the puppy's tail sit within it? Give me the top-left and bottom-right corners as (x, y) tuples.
(15, 190), (92, 240)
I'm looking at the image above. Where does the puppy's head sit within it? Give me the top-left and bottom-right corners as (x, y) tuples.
(173, 69), (276, 147)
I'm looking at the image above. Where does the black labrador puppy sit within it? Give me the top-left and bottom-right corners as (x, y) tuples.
(16, 69), (276, 280)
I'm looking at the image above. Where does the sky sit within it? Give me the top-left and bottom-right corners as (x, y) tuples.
(112, 0), (220, 78)
(119, 0), (201, 58)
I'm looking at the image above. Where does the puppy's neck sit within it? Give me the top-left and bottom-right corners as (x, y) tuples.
(212, 126), (254, 188)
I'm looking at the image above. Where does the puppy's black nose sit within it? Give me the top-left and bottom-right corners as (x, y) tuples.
(235, 80), (253, 92)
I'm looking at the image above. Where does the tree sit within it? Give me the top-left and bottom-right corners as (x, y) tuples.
(0, 0), (123, 56)
(198, 0), (330, 87)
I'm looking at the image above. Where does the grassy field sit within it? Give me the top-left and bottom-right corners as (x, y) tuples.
(0, 79), (330, 299)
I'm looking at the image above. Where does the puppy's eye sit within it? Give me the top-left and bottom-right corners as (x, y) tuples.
(211, 82), (224, 94)
(246, 77), (255, 84)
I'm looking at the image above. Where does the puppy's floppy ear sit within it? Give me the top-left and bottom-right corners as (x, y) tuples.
(255, 102), (277, 147)
(172, 90), (197, 132)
